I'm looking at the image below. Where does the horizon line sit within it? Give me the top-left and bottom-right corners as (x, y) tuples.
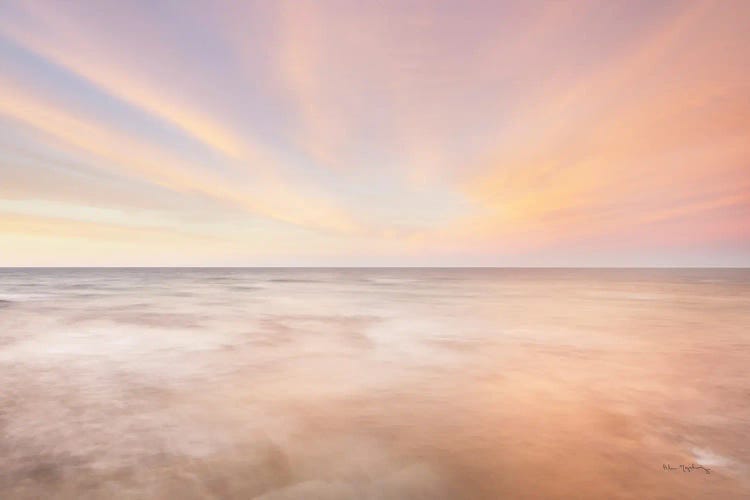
(1, 266), (748, 270)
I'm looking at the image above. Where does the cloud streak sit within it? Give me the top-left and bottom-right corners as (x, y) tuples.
(0, 0), (748, 265)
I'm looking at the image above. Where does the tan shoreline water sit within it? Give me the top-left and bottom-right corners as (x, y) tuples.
(1, 268), (749, 499)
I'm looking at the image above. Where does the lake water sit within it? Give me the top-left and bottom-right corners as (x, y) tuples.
(1, 268), (749, 499)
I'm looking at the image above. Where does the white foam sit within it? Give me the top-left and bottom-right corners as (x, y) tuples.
(691, 447), (733, 467)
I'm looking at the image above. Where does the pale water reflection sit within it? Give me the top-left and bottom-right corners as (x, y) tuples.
(0, 268), (748, 498)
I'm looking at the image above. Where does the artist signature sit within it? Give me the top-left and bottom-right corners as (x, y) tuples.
(663, 463), (711, 474)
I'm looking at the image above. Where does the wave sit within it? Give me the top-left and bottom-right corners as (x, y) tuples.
(268, 278), (325, 284)
(367, 277), (418, 285)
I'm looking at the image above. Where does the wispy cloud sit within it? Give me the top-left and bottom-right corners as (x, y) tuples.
(0, 0), (747, 265)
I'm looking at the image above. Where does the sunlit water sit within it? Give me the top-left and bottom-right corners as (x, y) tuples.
(1, 268), (749, 499)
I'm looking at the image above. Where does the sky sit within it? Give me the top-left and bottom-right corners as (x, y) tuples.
(0, 0), (748, 267)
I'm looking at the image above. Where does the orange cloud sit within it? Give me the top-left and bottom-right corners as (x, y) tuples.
(0, 2), (261, 162)
(0, 77), (362, 235)
(455, 1), (750, 251)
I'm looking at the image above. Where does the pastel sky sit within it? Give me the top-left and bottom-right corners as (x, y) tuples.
(1, 0), (748, 266)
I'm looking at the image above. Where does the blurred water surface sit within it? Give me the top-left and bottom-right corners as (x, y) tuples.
(1, 268), (749, 499)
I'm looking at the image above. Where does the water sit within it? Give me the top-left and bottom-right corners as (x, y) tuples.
(0, 268), (749, 499)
